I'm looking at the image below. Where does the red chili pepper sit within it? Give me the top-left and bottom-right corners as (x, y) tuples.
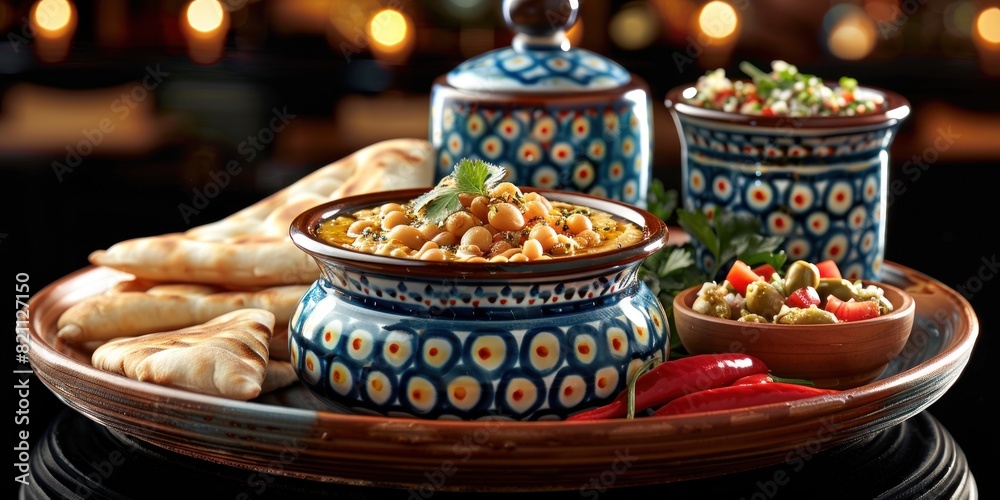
(565, 354), (769, 421)
(731, 373), (774, 385)
(652, 383), (837, 417)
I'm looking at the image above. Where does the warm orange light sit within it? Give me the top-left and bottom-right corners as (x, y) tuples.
(698, 1), (738, 39)
(369, 8), (407, 48)
(976, 7), (1000, 44)
(828, 12), (877, 60)
(566, 18), (584, 47)
(186, 0), (224, 33)
(32, 0), (71, 32)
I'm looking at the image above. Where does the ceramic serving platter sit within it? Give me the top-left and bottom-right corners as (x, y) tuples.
(26, 262), (978, 492)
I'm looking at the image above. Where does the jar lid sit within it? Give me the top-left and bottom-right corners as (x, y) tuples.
(445, 0), (631, 93)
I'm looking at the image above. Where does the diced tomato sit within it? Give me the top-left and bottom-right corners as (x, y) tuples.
(725, 260), (763, 297)
(842, 91), (855, 103)
(752, 263), (777, 280)
(786, 286), (820, 309)
(761, 107), (776, 117)
(815, 260), (842, 279)
(824, 295), (879, 322)
(713, 89), (735, 105)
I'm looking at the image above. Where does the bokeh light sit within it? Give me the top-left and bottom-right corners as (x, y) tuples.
(369, 9), (407, 48)
(186, 0), (225, 33)
(698, 1), (738, 39)
(32, 0), (72, 31)
(976, 7), (1000, 44)
(825, 5), (877, 60)
(610, 1), (660, 50)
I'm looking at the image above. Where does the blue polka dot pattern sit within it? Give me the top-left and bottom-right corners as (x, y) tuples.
(288, 269), (669, 420)
(430, 93), (651, 209)
(677, 119), (903, 281)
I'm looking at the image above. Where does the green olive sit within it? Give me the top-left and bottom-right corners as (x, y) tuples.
(816, 278), (862, 302)
(692, 284), (732, 319)
(857, 285), (894, 314)
(775, 305), (839, 324)
(744, 280), (785, 321)
(737, 312), (770, 323)
(784, 260), (821, 293)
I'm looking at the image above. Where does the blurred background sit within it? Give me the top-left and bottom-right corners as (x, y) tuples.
(2, 0), (997, 496)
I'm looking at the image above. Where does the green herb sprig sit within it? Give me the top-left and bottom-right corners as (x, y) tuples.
(639, 179), (788, 358)
(411, 158), (507, 223)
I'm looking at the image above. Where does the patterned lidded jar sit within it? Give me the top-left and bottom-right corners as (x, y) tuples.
(430, 0), (653, 208)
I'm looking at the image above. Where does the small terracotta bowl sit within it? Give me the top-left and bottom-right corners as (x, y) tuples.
(673, 282), (915, 390)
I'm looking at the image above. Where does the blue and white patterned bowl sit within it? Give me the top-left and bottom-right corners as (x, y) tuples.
(665, 84), (911, 281)
(429, 0), (652, 208)
(288, 188), (670, 420)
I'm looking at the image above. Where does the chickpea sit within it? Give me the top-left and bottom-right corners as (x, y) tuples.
(418, 222), (441, 240)
(386, 225), (427, 250)
(489, 203), (525, 232)
(470, 196), (490, 221)
(489, 182), (522, 200)
(419, 248), (447, 261)
(347, 220), (377, 237)
(574, 229), (602, 248)
(566, 213), (593, 234)
(416, 241), (440, 255)
(461, 226), (492, 250)
(508, 253), (529, 262)
(500, 247), (523, 258)
(488, 240), (513, 256)
(521, 239), (543, 260)
(445, 211), (477, 238)
(432, 231), (457, 247)
(489, 255), (509, 263)
(381, 210), (410, 230)
(379, 203), (404, 215)
(529, 224), (554, 240)
(523, 201), (549, 221)
(458, 192), (476, 208)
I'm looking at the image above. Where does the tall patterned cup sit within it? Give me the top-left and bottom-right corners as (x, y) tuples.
(665, 84), (910, 280)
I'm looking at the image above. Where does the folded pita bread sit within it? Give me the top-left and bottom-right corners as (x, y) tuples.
(91, 309), (275, 400)
(57, 282), (305, 347)
(260, 360), (299, 395)
(89, 138), (435, 287)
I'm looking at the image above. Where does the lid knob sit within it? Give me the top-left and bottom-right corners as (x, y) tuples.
(503, 0), (579, 51)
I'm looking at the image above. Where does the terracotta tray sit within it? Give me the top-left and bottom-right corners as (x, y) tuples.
(25, 262), (978, 491)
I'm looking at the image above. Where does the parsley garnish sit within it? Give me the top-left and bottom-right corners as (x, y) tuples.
(640, 179), (788, 358)
(411, 158), (507, 223)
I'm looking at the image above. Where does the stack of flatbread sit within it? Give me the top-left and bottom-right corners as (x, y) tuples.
(61, 139), (436, 400)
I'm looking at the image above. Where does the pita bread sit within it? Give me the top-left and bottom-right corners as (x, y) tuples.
(260, 360), (299, 395)
(56, 283), (306, 348)
(91, 309), (275, 400)
(88, 138), (435, 287)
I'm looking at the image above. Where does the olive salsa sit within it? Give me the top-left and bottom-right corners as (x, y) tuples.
(693, 259), (894, 324)
(315, 159), (643, 262)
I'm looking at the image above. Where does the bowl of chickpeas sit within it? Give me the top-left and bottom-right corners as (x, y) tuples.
(287, 179), (670, 420)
